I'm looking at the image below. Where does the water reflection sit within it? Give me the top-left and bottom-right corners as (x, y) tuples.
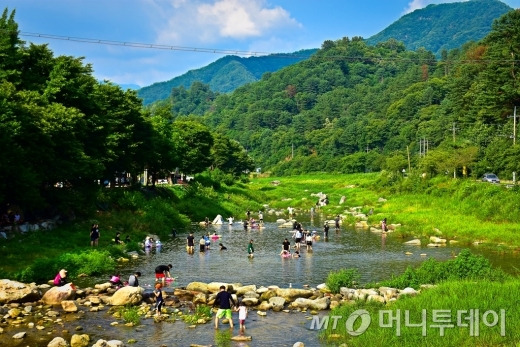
(82, 214), (519, 291)
(127, 216), (474, 289)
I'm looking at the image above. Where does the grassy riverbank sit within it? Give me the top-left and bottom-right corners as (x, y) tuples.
(1, 175), (264, 283)
(3, 171), (520, 283)
(248, 172), (520, 249)
(320, 278), (520, 347)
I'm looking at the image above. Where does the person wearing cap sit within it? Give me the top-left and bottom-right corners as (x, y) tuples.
(53, 269), (68, 286)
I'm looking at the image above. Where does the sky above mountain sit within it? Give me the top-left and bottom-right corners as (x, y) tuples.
(4, 0), (520, 87)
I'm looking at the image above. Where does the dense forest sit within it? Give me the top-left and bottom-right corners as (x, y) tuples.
(137, 49), (316, 105)
(186, 9), (520, 178)
(366, 0), (511, 57)
(138, 0), (509, 105)
(0, 9), (253, 218)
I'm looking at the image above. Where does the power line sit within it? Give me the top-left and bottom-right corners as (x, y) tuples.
(10, 30), (520, 65)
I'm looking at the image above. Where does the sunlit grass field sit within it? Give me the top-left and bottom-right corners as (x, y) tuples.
(249, 173), (520, 248)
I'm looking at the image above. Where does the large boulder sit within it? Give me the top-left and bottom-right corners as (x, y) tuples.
(269, 296), (285, 311)
(186, 282), (209, 293)
(70, 334), (90, 347)
(236, 284), (257, 296)
(192, 292), (207, 305)
(207, 282), (229, 293)
(61, 300), (78, 312)
(109, 286), (143, 306)
(0, 279), (41, 304)
(242, 297), (259, 306)
(275, 288), (313, 302)
(41, 283), (75, 305)
(256, 300), (272, 311)
(291, 297), (329, 310)
(94, 282), (112, 293)
(260, 289), (277, 301)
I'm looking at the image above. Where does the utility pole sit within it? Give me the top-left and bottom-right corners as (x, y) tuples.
(508, 106), (518, 145)
(407, 146), (411, 173)
(451, 122), (459, 143)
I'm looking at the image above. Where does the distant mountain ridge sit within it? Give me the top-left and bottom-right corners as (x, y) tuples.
(137, 0), (511, 105)
(137, 49), (316, 105)
(365, 0), (512, 56)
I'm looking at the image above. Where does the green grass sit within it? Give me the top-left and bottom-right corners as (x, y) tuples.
(319, 279), (520, 347)
(248, 173), (520, 248)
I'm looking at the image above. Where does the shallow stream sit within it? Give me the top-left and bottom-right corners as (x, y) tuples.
(3, 213), (518, 346)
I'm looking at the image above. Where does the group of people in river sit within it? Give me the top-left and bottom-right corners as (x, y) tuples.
(186, 232), (227, 253)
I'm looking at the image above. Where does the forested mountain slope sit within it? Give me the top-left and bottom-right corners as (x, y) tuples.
(137, 50), (316, 105)
(203, 9), (520, 178)
(366, 0), (511, 57)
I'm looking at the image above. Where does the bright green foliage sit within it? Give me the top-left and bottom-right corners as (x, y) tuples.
(321, 279), (520, 347)
(118, 305), (141, 325)
(0, 10), (251, 217)
(326, 268), (361, 293)
(17, 249), (115, 283)
(377, 250), (510, 289)
(181, 304), (212, 324)
(137, 50), (316, 105)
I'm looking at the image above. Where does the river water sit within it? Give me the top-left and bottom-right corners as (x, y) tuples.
(3, 214), (518, 347)
(116, 214), (517, 289)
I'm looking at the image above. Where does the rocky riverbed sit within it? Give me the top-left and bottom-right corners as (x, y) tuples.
(0, 279), (422, 346)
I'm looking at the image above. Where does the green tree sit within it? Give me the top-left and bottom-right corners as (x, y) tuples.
(171, 120), (214, 174)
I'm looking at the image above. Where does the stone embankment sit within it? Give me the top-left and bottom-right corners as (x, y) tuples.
(0, 278), (425, 346)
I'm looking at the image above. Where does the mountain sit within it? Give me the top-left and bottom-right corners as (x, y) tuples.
(137, 49), (316, 105)
(365, 0), (512, 57)
(202, 5), (520, 177)
(138, 0), (510, 106)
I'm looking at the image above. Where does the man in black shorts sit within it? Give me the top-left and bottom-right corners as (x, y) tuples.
(324, 223), (330, 239)
(186, 232), (195, 252)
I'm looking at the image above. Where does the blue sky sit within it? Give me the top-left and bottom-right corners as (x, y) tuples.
(4, 0), (520, 87)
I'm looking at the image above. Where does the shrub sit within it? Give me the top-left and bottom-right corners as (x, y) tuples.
(118, 305), (141, 325)
(378, 249), (510, 289)
(16, 249), (116, 283)
(325, 268), (360, 293)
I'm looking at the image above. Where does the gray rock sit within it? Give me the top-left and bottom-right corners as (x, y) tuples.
(47, 337), (68, 347)
(12, 332), (27, 339)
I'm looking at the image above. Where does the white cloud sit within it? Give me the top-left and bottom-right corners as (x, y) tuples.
(153, 0), (301, 45)
(404, 0), (468, 14)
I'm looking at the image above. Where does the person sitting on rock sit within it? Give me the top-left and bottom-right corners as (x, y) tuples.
(53, 269), (68, 286)
(109, 274), (123, 288)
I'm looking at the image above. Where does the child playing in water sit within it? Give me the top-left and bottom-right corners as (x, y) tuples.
(237, 300), (248, 332)
(154, 283), (164, 316)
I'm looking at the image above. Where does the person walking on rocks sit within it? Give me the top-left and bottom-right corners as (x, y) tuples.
(154, 282), (164, 317)
(335, 215), (341, 231)
(90, 223), (100, 246)
(237, 299), (247, 332)
(214, 285), (236, 329)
